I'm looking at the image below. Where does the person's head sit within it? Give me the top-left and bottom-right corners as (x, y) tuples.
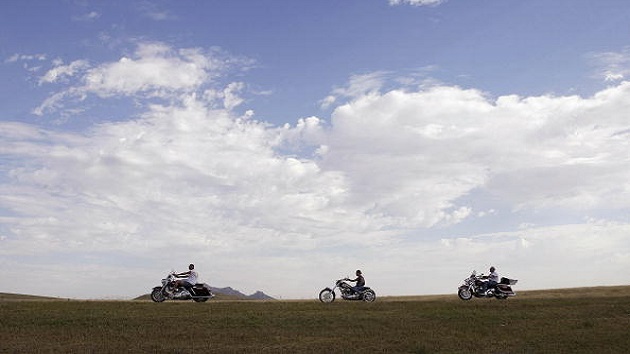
(356, 269), (362, 276)
(490, 266), (496, 272)
(189, 264), (195, 270)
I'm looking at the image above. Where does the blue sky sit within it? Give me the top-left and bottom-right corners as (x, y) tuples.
(2, 0), (630, 299)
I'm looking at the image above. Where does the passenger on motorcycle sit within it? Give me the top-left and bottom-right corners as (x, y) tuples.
(173, 263), (198, 291)
(348, 269), (366, 292)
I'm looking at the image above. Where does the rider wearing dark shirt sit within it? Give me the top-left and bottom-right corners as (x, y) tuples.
(349, 269), (365, 292)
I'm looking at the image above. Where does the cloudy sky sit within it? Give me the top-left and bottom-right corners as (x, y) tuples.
(2, 0), (630, 299)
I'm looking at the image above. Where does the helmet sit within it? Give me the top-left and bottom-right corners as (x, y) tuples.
(490, 266), (495, 272)
(189, 264), (195, 270)
(356, 269), (362, 275)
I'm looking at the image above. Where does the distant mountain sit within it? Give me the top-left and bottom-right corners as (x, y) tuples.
(134, 286), (274, 301)
(209, 286), (275, 300)
(249, 290), (275, 300)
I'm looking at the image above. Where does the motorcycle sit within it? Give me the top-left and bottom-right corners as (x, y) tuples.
(457, 270), (517, 300)
(150, 272), (215, 303)
(318, 278), (376, 303)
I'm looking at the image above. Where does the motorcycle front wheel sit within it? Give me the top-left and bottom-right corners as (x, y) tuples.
(457, 287), (473, 301)
(150, 288), (166, 303)
(362, 290), (376, 302)
(318, 289), (335, 303)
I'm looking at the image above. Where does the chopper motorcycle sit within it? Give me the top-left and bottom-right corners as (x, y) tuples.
(318, 278), (376, 303)
(457, 270), (517, 300)
(150, 272), (215, 303)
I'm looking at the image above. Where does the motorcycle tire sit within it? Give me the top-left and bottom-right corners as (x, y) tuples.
(362, 290), (376, 302)
(318, 289), (335, 303)
(495, 293), (508, 300)
(457, 287), (473, 301)
(150, 288), (166, 303)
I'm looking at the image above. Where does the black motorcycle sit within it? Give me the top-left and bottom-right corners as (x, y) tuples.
(319, 278), (376, 303)
(457, 270), (517, 300)
(150, 272), (215, 302)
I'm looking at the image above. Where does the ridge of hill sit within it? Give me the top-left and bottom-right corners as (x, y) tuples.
(0, 292), (66, 301)
(208, 286), (275, 300)
(132, 285), (275, 301)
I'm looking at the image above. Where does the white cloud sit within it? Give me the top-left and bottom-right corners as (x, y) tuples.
(589, 47), (630, 82)
(319, 72), (388, 109)
(4, 43), (630, 298)
(83, 43), (213, 96)
(364, 82), (630, 216)
(33, 42), (251, 116)
(4, 53), (47, 64)
(39, 60), (89, 84)
(389, 0), (447, 7)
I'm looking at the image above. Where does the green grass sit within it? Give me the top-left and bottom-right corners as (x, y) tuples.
(2, 287), (630, 353)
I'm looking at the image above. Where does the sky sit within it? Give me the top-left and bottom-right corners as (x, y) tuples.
(1, 0), (630, 300)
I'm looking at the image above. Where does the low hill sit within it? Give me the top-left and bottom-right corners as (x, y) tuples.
(209, 286), (275, 300)
(0, 292), (65, 301)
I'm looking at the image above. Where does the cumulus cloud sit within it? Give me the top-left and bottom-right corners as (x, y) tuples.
(3, 43), (630, 298)
(32, 42), (252, 116)
(313, 82), (630, 232)
(83, 43), (219, 96)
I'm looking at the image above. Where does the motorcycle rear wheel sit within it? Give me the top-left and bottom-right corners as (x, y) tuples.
(457, 287), (473, 301)
(318, 289), (335, 303)
(362, 290), (376, 302)
(150, 288), (166, 303)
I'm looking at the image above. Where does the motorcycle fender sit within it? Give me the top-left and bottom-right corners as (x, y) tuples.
(323, 287), (333, 292)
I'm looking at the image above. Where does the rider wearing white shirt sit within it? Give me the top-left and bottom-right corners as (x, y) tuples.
(485, 266), (499, 290)
(174, 264), (198, 290)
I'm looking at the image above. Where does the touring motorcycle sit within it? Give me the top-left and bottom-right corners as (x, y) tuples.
(150, 272), (215, 303)
(318, 278), (376, 303)
(457, 270), (517, 300)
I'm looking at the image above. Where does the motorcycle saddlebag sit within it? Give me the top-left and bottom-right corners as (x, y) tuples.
(500, 277), (518, 285)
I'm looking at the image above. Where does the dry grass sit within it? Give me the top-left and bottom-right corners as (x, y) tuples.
(2, 286), (630, 353)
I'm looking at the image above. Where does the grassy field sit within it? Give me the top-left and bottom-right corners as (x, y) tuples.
(2, 286), (630, 353)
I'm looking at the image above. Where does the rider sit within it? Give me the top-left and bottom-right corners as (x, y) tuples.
(348, 269), (366, 293)
(173, 263), (198, 291)
(483, 266), (499, 292)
